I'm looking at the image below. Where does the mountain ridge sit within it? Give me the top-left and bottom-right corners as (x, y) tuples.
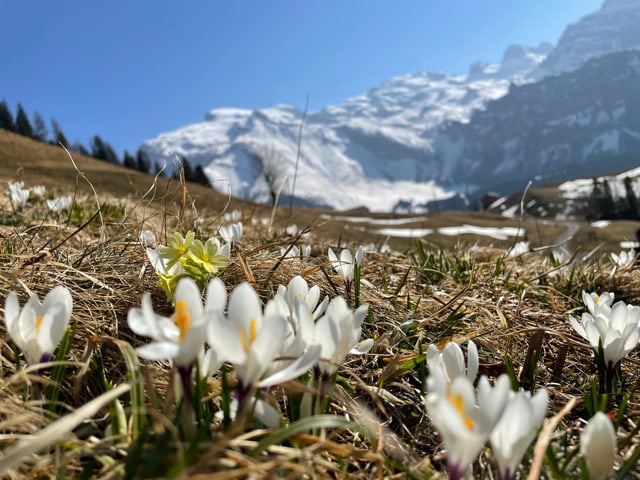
(141, 0), (640, 213)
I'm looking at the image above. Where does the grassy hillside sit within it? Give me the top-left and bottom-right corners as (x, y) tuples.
(1, 130), (640, 478)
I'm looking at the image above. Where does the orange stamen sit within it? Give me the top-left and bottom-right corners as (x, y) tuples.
(447, 390), (474, 430)
(239, 318), (257, 352)
(173, 299), (190, 341)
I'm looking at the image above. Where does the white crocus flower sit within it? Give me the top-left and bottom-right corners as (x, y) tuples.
(139, 229), (157, 248)
(570, 300), (640, 369)
(218, 222), (243, 246)
(277, 275), (328, 323)
(280, 244), (312, 260)
(46, 195), (73, 213)
(223, 209), (241, 223)
(611, 250), (635, 269)
(314, 296), (373, 378)
(30, 185), (46, 198)
(426, 374), (511, 480)
(127, 277), (207, 368)
(427, 340), (478, 385)
(328, 246), (364, 306)
(328, 246), (363, 285)
(8, 181), (29, 210)
(286, 224), (298, 236)
(207, 282), (320, 395)
(582, 291), (615, 317)
(489, 389), (548, 480)
(4, 286), (73, 365)
(206, 281), (322, 425)
(580, 412), (616, 480)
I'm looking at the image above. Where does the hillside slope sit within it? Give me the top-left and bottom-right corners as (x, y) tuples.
(0, 129), (259, 216)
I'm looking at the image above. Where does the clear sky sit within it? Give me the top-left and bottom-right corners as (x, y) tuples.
(0, 0), (603, 158)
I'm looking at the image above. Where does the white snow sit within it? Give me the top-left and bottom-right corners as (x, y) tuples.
(369, 223), (526, 240)
(320, 214), (431, 225)
(374, 227), (434, 238)
(437, 225), (525, 240)
(559, 166), (640, 202)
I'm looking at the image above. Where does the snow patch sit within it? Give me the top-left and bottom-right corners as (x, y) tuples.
(437, 225), (525, 240)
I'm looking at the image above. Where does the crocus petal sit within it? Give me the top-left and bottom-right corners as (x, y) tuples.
(467, 340), (479, 383)
(42, 286), (73, 322)
(490, 389), (548, 480)
(4, 292), (23, 345)
(207, 313), (247, 364)
(353, 303), (369, 328)
(174, 277), (203, 326)
(252, 398), (281, 429)
(136, 342), (181, 361)
(198, 347), (222, 378)
(350, 338), (374, 354)
(570, 315), (588, 340)
(37, 305), (68, 357)
(228, 282), (264, 333)
(327, 247), (345, 278)
(258, 344), (321, 388)
(205, 277), (227, 313)
(175, 322), (207, 367)
(128, 294), (164, 338)
(581, 412), (616, 480)
(476, 374), (511, 432)
(354, 246), (363, 266)
(442, 342), (465, 380)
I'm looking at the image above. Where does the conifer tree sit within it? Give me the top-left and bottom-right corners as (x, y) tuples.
(599, 179), (618, 219)
(587, 178), (603, 220)
(14, 103), (34, 138)
(173, 155), (193, 181)
(135, 148), (151, 173)
(623, 176), (639, 220)
(123, 150), (137, 169)
(0, 100), (14, 131)
(70, 142), (89, 156)
(91, 135), (119, 163)
(32, 111), (48, 142)
(50, 118), (68, 147)
(193, 165), (210, 186)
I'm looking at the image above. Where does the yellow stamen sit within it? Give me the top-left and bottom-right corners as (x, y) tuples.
(173, 299), (190, 341)
(35, 316), (43, 333)
(239, 318), (257, 352)
(447, 390), (474, 430)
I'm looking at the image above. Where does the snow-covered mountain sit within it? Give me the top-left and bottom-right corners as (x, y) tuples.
(437, 50), (640, 196)
(141, 0), (640, 213)
(535, 0), (640, 77)
(142, 44), (547, 212)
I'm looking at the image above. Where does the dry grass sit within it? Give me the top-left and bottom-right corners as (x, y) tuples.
(1, 132), (640, 478)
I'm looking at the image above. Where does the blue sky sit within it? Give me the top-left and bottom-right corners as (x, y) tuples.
(0, 0), (602, 157)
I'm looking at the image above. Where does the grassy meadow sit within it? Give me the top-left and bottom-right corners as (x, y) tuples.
(1, 130), (640, 478)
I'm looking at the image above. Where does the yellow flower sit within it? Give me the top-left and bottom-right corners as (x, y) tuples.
(159, 231), (195, 269)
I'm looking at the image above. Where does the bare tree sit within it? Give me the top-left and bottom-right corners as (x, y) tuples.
(252, 144), (288, 206)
